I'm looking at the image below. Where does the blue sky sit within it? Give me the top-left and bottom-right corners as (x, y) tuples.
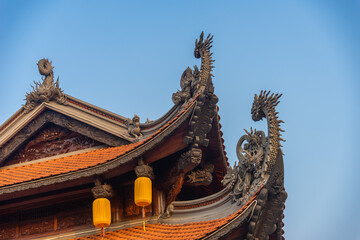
(0, 1), (359, 239)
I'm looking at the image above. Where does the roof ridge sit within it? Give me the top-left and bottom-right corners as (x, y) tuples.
(0, 96), (199, 188)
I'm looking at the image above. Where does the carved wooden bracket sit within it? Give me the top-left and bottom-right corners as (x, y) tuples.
(134, 158), (154, 179)
(177, 147), (202, 173)
(186, 164), (214, 186)
(184, 93), (218, 147)
(91, 176), (114, 199)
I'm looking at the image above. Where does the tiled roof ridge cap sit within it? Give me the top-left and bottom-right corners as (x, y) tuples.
(66, 96), (128, 125)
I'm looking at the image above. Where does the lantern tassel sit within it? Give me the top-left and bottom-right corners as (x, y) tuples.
(142, 206), (146, 231)
(101, 227), (105, 239)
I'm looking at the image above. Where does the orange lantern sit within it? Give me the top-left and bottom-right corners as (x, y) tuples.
(134, 177), (152, 206)
(93, 198), (111, 228)
(134, 176), (152, 230)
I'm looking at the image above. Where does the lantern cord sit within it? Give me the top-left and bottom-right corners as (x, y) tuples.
(101, 227), (105, 239)
(142, 206), (146, 231)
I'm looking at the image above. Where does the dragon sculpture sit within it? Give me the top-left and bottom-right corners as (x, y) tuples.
(172, 32), (215, 106)
(24, 59), (66, 113)
(222, 90), (287, 239)
(222, 91), (285, 203)
(194, 32), (215, 94)
(251, 90), (285, 176)
(165, 32), (218, 211)
(222, 128), (267, 205)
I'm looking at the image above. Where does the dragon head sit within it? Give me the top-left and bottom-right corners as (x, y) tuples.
(251, 91), (282, 122)
(37, 59), (54, 76)
(194, 32), (213, 59)
(251, 91), (266, 121)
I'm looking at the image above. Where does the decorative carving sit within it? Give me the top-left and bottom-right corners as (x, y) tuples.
(0, 110), (128, 166)
(223, 91), (285, 207)
(161, 203), (174, 219)
(194, 32), (215, 94)
(58, 213), (92, 230)
(184, 93), (218, 147)
(24, 59), (66, 113)
(145, 118), (153, 124)
(158, 147), (202, 207)
(251, 91), (285, 175)
(246, 179), (287, 239)
(4, 124), (102, 166)
(127, 114), (143, 140)
(165, 33), (218, 205)
(172, 67), (195, 106)
(91, 176), (114, 199)
(246, 188), (269, 240)
(20, 217), (53, 236)
(186, 164), (214, 186)
(176, 147), (202, 172)
(172, 32), (215, 107)
(222, 158), (263, 206)
(0, 103), (193, 195)
(0, 224), (16, 240)
(135, 158), (154, 179)
(220, 90), (286, 239)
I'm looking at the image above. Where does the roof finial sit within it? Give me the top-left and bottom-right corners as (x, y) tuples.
(24, 59), (67, 113)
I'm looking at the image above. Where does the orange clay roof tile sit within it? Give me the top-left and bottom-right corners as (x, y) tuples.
(0, 142), (143, 187)
(0, 98), (195, 188)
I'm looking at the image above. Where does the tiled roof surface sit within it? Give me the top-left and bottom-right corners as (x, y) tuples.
(79, 220), (228, 240)
(0, 142), (142, 187)
(72, 191), (260, 240)
(0, 101), (193, 188)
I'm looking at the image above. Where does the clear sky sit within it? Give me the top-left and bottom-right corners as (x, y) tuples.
(0, 1), (359, 239)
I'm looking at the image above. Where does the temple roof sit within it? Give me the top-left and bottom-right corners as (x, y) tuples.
(0, 33), (287, 240)
(0, 93), (228, 198)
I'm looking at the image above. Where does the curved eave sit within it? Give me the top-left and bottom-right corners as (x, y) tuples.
(0, 100), (196, 196)
(57, 186), (263, 240)
(0, 94), (187, 167)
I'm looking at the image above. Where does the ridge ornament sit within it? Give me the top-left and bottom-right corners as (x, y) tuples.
(24, 59), (67, 113)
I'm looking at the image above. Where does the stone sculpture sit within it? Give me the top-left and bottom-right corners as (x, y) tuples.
(127, 114), (142, 140)
(24, 59), (66, 113)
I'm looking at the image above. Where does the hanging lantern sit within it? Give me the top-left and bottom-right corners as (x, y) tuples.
(134, 176), (152, 231)
(134, 176), (152, 207)
(93, 198), (111, 228)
